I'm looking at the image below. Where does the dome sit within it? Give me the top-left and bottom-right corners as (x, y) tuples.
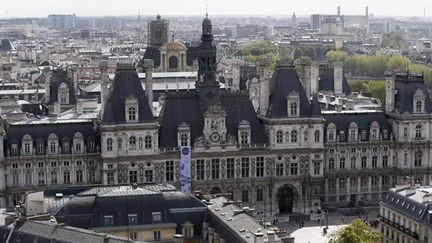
(202, 16), (212, 27)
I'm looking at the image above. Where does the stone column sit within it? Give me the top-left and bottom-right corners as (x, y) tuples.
(357, 176), (361, 194)
(324, 178), (329, 201)
(335, 177), (340, 202)
(346, 177), (351, 195)
(367, 176), (372, 200)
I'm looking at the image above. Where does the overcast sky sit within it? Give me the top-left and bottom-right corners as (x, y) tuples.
(1, 0), (432, 18)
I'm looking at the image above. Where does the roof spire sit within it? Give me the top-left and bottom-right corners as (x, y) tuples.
(206, 3), (208, 18)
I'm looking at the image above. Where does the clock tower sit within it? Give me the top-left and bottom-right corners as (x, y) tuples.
(203, 104), (227, 145)
(196, 14), (220, 112)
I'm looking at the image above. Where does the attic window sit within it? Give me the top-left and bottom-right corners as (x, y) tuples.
(416, 100), (423, 113)
(290, 102), (297, 116)
(128, 107), (136, 121)
(152, 212), (161, 223)
(104, 215), (114, 226)
(125, 96), (139, 123)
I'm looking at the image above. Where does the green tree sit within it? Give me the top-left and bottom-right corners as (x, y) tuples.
(367, 55), (389, 77)
(365, 81), (386, 104)
(381, 31), (407, 50)
(329, 219), (380, 243)
(387, 55), (411, 71)
(326, 50), (347, 63)
(347, 80), (366, 93)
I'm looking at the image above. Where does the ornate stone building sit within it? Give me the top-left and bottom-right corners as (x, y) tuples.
(0, 16), (431, 219)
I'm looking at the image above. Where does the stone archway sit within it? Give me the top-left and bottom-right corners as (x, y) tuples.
(169, 55), (178, 69)
(210, 187), (221, 195)
(277, 184), (296, 214)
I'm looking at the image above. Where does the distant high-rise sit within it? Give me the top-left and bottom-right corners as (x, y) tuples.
(148, 14), (169, 47)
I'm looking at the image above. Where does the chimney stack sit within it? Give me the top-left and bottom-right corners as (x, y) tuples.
(258, 58), (271, 116)
(53, 102), (61, 116)
(300, 57), (312, 98)
(173, 234), (184, 243)
(333, 62), (343, 95)
(43, 67), (51, 103)
(267, 231), (275, 243)
(310, 62), (319, 95)
(366, 6), (369, 17)
(143, 59), (154, 115)
(337, 6), (341, 16)
(385, 70), (396, 113)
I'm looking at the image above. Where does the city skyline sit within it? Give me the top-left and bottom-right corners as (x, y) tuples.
(1, 0), (432, 18)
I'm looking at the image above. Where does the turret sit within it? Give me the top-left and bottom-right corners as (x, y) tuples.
(143, 59), (154, 115)
(258, 59), (271, 116)
(385, 70), (396, 112)
(100, 60), (109, 118)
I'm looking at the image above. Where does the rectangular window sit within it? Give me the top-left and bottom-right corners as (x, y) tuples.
(37, 142), (44, 154)
(128, 214), (138, 225)
(240, 131), (249, 144)
(51, 171), (57, 184)
(12, 174), (19, 187)
(351, 157), (356, 169)
(38, 172), (45, 185)
(25, 173), (32, 185)
(11, 144), (18, 156)
(328, 159), (335, 170)
(211, 159), (220, 179)
(25, 163), (31, 168)
(50, 141), (56, 153)
(75, 142), (82, 152)
(76, 160), (82, 166)
(24, 143), (31, 154)
(361, 130), (367, 140)
(241, 189), (249, 202)
(339, 157), (345, 169)
(104, 215), (114, 226)
(154, 231), (161, 241)
(361, 156), (367, 168)
(290, 163), (298, 175)
(130, 232), (137, 240)
(382, 156), (388, 167)
(64, 171), (70, 183)
(129, 171), (137, 183)
(226, 158), (235, 179)
(145, 170), (153, 182)
(89, 170), (96, 183)
(62, 142), (69, 153)
(196, 159), (205, 180)
(256, 188), (263, 202)
(51, 161), (57, 167)
(276, 163), (284, 176)
(241, 158), (249, 178)
(372, 156), (378, 168)
(165, 161), (174, 182)
(339, 131), (345, 141)
(152, 212), (161, 223)
(63, 161), (70, 167)
(256, 157), (264, 177)
(313, 162), (320, 175)
(76, 170), (83, 183)
(107, 172), (114, 184)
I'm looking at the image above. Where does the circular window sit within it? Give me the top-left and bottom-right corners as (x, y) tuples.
(147, 162), (151, 167)
(131, 163), (136, 168)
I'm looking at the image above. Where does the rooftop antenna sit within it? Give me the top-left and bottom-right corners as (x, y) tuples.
(206, 3), (208, 18)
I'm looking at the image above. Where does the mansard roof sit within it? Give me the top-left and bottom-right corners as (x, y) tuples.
(159, 91), (268, 149)
(267, 62), (317, 118)
(47, 69), (77, 105)
(55, 184), (207, 232)
(318, 64), (351, 95)
(323, 111), (392, 141)
(394, 73), (432, 113)
(140, 44), (200, 68)
(102, 64), (155, 124)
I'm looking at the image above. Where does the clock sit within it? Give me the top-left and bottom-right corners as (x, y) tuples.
(210, 132), (221, 143)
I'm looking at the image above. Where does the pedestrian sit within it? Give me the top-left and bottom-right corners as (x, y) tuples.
(299, 221), (302, 227)
(341, 216), (344, 224)
(301, 221), (304, 227)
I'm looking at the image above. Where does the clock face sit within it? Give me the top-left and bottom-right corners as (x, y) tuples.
(210, 132), (221, 143)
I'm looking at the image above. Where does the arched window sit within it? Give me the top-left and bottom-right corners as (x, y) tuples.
(291, 130), (297, 143)
(416, 100), (423, 113)
(415, 124), (422, 138)
(180, 133), (188, 146)
(169, 56), (178, 69)
(144, 136), (152, 149)
(290, 102), (297, 116)
(118, 138), (122, 150)
(129, 136), (136, 150)
(106, 138), (113, 151)
(415, 151), (422, 167)
(139, 137), (143, 149)
(128, 107), (136, 121)
(314, 130), (320, 142)
(276, 130), (283, 144)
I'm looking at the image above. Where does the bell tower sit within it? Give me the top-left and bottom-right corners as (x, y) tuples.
(196, 15), (220, 112)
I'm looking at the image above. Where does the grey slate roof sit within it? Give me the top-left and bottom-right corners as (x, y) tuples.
(158, 92), (268, 149)
(140, 44), (200, 68)
(394, 73), (432, 113)
(0, 220), (136, 243)
(267, 63), (320, 118)
(102, 64), (155, 124)
(55, 184), (207, 237)
(6, 122), (98, 156)
(47, 70), (77, 105)
(318, 65), (351, 95)
(323, 111), (392, 142)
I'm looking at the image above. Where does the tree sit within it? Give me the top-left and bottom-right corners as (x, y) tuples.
(381, 31), (407, 50)
(329, 219), (380, 243)
(326, 50), (347, 63)
(387, 55), (411, 71)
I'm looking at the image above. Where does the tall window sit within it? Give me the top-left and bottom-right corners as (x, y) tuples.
(226, 158), (235, 179)
(88, 139), (95, 152)
(415, 151), (422, 167)
(240, 131), (249, 145)
(106, 138), (113, 151)
(241, 189), (249, 202)
(37, 142), (44, 154)
(291, 130), (298, 143)
(145, 136), (152, 149)
(129, 136), (137, 150)
(276, 130), (283, 144)
(350, 157), (356, 169)
(76, 170), (83, 183)
(361, 156), (367, 168)
(128, 107), (136, 121)
(372, 156), (378, 168)
(290, 102), (297, 116)
(339, 157), (345, 169)
(50, 141), (57, 154)
(256, 157), (264, 177)
(24, 142), (31, 155)
(313, 162), (320, 175)
(382, 156), (388, 167)
(416, 100), (423, 113)
(415, 124), (422, 138)
(63, 171), (70, 183)
(290, 163), (298, 175)
(211, 159), (220, 179)
(118, 138), (122, 150)
(196, 159), (205, 180)
(180, 133), (188, 146)
(276, 163), (284, 176)
(107, 172), (114, 184)
(145, 170), (153, 182)
(129, 171), (138, 183)
(51, 171), (57, 184)
(256, 188), (264, 201)
(314, 130), (320, 142)
(165, 161), (174, 182)
(241, 157), (249, 178)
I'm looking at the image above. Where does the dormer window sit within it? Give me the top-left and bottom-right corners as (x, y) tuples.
(58, 83), (69, 104)
(291, 130), (298, 143)
(370, 122), (380, 141)
(177, 123), (191, 147)
(413, 89), (425, 113)
(238, 120), (251, 145)
(314, 130), (320, 142)
(287, 92), (299, 117)
(125, 96), (139, 123)
(11, 144), (18, 156)
(48, 133), (58, 154)
(73, 132), (84, 154)
(22, 134), (33, 155)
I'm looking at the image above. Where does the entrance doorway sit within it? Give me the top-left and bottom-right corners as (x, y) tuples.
(277, 185), (294, 214)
